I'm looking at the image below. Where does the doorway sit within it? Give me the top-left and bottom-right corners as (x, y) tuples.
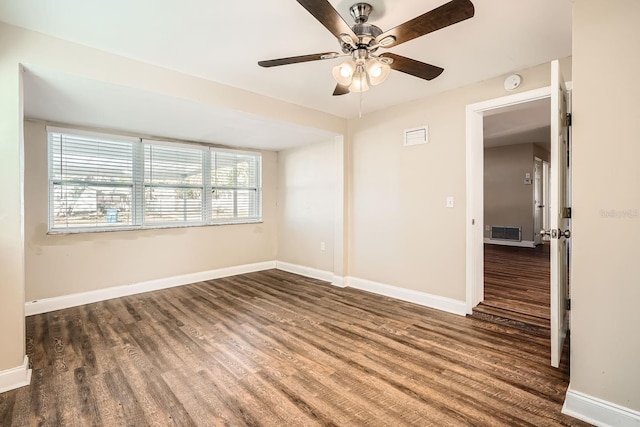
(465, 86), (553, 312)
(466, 62), (572, 368)
(475, 98), (552, 334)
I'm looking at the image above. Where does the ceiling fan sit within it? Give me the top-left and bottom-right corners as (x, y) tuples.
(258, 0), (475, 96)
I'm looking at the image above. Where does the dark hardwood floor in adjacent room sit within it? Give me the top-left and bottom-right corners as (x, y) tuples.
(473, 243), (551, 336)
(0, 269), (588, 426)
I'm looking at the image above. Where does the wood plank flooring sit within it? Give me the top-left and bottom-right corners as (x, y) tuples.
(0, 269), (589, 426)
(473, 244), (551, 335)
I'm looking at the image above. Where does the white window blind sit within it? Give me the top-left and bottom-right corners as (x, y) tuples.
(48, 128), (262, 232)
(49, 131), (136, 229)
(211, 150), (261, 222)
(144, 143), (204, 224)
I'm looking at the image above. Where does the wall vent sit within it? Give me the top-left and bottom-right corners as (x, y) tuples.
(404, 125), (429, 146)
(490, 226), (522, 241)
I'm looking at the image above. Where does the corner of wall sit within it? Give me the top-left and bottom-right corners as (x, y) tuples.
(0, 356), (31, 394)
(563, 385), (640, 427)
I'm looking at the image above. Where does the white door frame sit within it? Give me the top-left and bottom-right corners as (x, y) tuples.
(465, 86), (552, 314)
(542, 160), (551, 239)
(534, 157), (544, 246)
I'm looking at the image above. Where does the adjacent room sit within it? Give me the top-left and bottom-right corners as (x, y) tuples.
(1, 0), (639, 426)
(478, 98), (554, 334)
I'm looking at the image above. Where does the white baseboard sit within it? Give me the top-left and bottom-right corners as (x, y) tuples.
(27, 259), (466, 320)
(563, 385), (640, 426)
(274, 262), (466, 316)
(484, 238), (536, 248)
(331, 275), (346, 288)
(275, 261), (334, 283)
(347, 276), (467, 316)
(0, 356), (32, 394)
(25, 261), (276, 316)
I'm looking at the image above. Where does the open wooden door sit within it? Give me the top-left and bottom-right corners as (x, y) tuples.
(547, 60), (571, 368)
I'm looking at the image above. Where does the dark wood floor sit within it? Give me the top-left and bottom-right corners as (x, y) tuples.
(0, 269), (589, 426)
(473, 243), (551, 335)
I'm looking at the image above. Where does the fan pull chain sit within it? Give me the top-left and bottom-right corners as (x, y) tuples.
(359, 90), (363, 118)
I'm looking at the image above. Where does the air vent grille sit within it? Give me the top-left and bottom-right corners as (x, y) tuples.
(404, 126), (429, 146)
(490, 226), (522, 241)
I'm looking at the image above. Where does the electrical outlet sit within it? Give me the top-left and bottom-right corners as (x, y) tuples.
(320, 241), (326, 251)
(485, 225), (490, 231)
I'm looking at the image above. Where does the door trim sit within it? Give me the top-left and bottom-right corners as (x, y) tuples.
(533, 157), (544, 246)
(465, 86), (552, 314)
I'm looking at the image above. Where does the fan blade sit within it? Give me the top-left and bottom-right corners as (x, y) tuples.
(296, 0), (358, 41)
(258, 52), (340, 67)
(333, 84), (350, 96)
(376, 0), (474, 48)
(381, 53), (444, 80)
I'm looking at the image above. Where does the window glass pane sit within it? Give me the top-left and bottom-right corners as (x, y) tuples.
(52, 183), (133, 228)
(50, 133), (133, 183)
(144, 187), (203, 223)
(212, 151), (237, 187)
(211, 189), (235, 219)
(49, 132), (134, 230)
(143, 143), (204, 224)
(237, 155), (258, 187)
(211, 150), (261, 221)
(144, 144), (203, 185)
(236, 189), (258, 218)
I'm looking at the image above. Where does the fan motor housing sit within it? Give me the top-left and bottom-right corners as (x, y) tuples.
(349, 2), (373, 23)
(349, 4), (382, 48)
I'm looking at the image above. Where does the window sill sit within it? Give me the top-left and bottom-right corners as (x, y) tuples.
(47, 219), (263, 235)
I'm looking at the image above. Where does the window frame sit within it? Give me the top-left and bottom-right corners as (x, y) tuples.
(210, 147), (262, 224)
(47, 126), (263, 234)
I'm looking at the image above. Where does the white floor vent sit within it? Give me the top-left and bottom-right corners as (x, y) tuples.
(490, 226), (522, 242)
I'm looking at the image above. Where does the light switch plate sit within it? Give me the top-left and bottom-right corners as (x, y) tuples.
(446, 196), (454, 208)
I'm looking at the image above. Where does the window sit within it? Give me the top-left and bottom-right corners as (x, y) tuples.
(49, 131), (136, 229)
(48, 127), (262, 232)
(211, 150), (261, 221)
(144, 143), (204, 224)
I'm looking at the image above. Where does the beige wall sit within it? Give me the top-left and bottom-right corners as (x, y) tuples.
(0, 61), (26, 372)
(277, 140), (336, 272)
(484, 143), (547, 242)
(23, 120), (278, 300)
(571, 0), (640, 411)
(348, 59), (571, 301)
(533, 144), (550, 163)
(0, 21), (346, 373)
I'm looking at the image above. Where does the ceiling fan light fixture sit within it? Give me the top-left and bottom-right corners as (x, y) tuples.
(348, 66), (370, 92)
(366, 58), (391, 85)
(258, 0), (476, 98)
(332, 59), (356, 85)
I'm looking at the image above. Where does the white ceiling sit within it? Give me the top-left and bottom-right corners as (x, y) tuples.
(22, 66), (338, 151)
(484, 98), (551, 148)
(1, 0), (571, 149)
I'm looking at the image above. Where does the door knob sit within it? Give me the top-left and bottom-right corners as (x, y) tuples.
(540, 229), (571, 239)
(540, 229), (557, 238)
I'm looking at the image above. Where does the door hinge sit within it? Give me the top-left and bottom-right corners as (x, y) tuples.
(566, 299), (571, 310)
(562, 207), (572, 219)
(566, 113), (572, 126)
